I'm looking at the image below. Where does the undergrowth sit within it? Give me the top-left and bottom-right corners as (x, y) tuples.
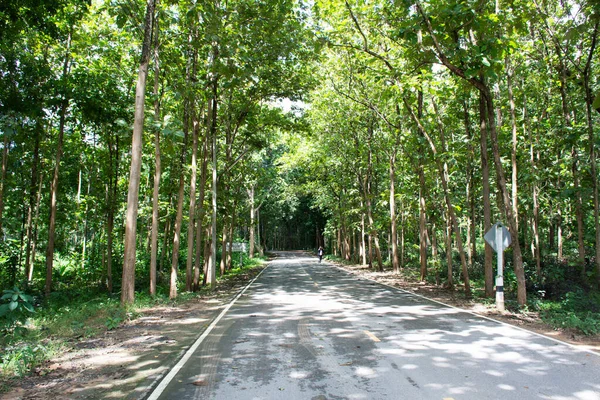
(0, 257), (265, 382)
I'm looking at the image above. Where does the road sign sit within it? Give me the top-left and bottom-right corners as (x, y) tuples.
(484, 222), (512, 312)
(229, 242), (247, 253)
(484, 222), (511, 253)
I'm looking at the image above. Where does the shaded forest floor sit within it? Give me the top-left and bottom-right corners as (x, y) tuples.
(334, 262), (600, 353)
(2, 255), (599, 399)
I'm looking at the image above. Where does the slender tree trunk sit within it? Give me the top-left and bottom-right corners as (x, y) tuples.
(0, 132), (9, 237)
(389, 152), (399, 273)
(445, 212), (453, 287)
(28, 172), (43, 282)
(507, 58), (519, 234)
(365, 140), (383, 270)
(249, 185), (256, 258)
(150, 13), (161, 297)
(185, 116), (200, 291)
(400, 200), (405, 271)
(207, 79), (218, 287)
(25, 124), (41, 283)
(480, 94), (494, 297)
(361, 206), (367, 265)
(194, 135), (208, 290)
(169, 127), (188, 298)
(121, 0), (156, 305)
(45, 30), (72, 297)
(106, 133), (118, 293)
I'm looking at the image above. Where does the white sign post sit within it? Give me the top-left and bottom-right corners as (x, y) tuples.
(228, 243), (247, 266)
(484, 222), (511, 312)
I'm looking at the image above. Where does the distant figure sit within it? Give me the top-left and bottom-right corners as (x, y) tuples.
(318, 246), (324, 263)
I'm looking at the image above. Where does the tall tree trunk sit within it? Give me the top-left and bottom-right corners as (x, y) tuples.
(480, 94), (494, 297)
(463, 99), (475, 268)
(389, 152), (399, 273)
(28, 172), (43, 282)
(207, 77), (218, 287)
(360, 205), (367, 265)
(121, 0), (156, 305)
(25, 123), (41, 283)
(169, 126), (188, 299)
(0, 132), (9, 237)
(45, 30), (72, 297)
(185, 116), (200, 291)
(194, 135), (208, 290)
(445, 212), (453, 287)
(507, 57), (519, 234)
(365, 126), (383, 271)
(150, 13), (161, 297)
(248, 185), (256, 258)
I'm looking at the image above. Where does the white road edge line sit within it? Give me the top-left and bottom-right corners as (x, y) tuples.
(333, 265), (600, 357)
(146, 265), (269, 400)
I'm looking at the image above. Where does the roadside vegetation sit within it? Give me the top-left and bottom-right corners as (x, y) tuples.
(0, 256), (265, 381)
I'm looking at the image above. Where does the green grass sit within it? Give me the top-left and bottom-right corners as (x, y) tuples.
(532, 289), (600, 335)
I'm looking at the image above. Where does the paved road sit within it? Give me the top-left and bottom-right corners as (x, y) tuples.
(148, 252), (600, 400)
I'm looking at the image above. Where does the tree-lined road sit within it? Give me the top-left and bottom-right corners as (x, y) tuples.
(149, 252), (600, 400)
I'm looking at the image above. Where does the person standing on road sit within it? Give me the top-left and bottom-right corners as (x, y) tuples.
(318, 246), (324, 263)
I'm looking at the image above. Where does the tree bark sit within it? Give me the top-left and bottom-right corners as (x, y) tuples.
(25, 122), (41, 283)
(207, 78), (218, 287)
(185, 115), (200, 291)
(0, 132), (9, 237)
(169, 126), (188, 299)
(121, 0), (156, 305)
(194, 134), (208, 290)
(480, 92), (494, 297)
(389, 152), (399, 273)
(45, 30), (72, 297)
(150, 12), (161, 297)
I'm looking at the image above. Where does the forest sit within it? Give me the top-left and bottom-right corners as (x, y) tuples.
(1, 0), (600, 379)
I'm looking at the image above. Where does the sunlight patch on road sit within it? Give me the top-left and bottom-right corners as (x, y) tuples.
(354, 366), (376, 377)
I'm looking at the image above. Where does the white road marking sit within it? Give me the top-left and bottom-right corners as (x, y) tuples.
(364, 330), (380, 342)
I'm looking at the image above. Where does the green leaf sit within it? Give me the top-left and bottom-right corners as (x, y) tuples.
(0, 303), (8, 317)
(8, 301), (18, 311)
(592, 92), (600, 113)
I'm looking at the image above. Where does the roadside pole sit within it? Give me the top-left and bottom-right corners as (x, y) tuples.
(484, 222), (511, 312)
(495, 223), (504, 312)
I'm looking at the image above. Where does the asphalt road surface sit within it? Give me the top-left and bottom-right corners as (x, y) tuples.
(147, 251), (600, 400)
